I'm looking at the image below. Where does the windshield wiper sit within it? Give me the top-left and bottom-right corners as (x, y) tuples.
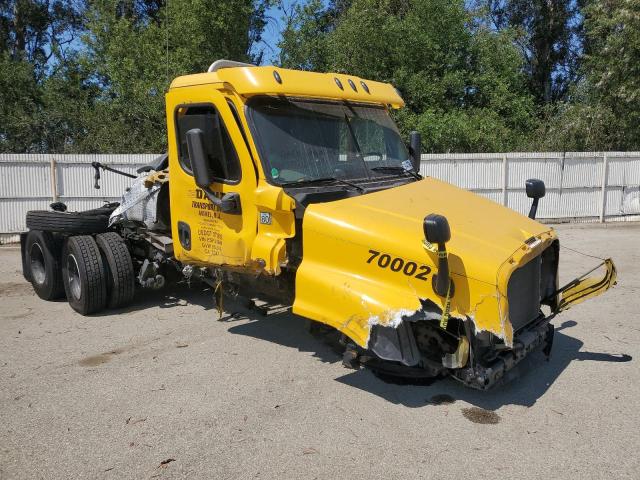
(370, 166), (421, 180)
(285, 176), (365, 192)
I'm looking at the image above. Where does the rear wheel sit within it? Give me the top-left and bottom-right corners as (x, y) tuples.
(25, 230), (65, 300)
(62, 236), (107, 315)
(96, 232), (135, 309)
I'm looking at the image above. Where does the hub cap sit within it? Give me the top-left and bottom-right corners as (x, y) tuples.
(29, 243), (46, 285)
(66, 254), (81, 300)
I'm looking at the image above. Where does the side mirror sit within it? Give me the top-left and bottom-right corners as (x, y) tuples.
(186, 128), (215, 189)
(525, 178), (545, 219)
(409, 131), (421, 172)
(423, 213), (450, 245)
(526, 178), (546, 199)
(423, 214), (452, 298)
(186, 128), (241, 214)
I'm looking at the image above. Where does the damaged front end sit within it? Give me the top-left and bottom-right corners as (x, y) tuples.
(363, 309), (554, 389)
(292, 178), (617, 390)
(361, 239), (617, 390)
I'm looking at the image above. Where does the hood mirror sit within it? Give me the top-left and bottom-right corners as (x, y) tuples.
(526, 178), (546, 199)
(423, 213), (451, 245)
(423, 214), (452, 298)
(525, 178), (545, 219)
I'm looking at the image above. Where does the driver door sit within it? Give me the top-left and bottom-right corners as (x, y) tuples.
(166, 87), (258, 267)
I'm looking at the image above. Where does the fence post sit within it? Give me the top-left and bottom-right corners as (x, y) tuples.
(501, 154), (508, 206)
(599, 153), (609, 223)
(50, 157), (58, 202)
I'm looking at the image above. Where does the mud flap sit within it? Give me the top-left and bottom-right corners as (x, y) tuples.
(554, 258), (617, 313)
(368, 321), (421, 366)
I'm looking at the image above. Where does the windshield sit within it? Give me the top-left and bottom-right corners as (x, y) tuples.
(247, 97), (411, 185)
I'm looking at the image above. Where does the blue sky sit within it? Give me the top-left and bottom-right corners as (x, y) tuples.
(257, 1), (295, 64)
(258, 0), (332, 64)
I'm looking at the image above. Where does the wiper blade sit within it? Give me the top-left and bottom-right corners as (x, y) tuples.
(370, 166), (421, 180)
(285, 176), (365, 192)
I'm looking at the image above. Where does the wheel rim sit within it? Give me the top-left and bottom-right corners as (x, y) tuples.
(29, 243), (46, 286)
(66, 253), (81, 300)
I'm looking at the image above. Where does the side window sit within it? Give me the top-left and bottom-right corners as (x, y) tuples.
(175, 105), (241, 182)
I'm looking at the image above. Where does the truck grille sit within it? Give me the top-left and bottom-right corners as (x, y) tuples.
(507, 255), (542, 331)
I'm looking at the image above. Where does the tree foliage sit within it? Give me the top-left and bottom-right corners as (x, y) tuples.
(1, 0), (640, 153)
(484, 0), (583, 104)
(280, 0), (536, 152)
(1, 0), (271, 153)
(531, 0), (640, 151)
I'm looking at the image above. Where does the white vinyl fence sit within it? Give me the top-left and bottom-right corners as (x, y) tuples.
(420, 152), (640, 223)
(0, 154), (152, 244)
(1, 152), (639, 243)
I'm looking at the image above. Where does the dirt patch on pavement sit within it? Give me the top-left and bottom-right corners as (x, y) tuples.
(0, 282), (34, 297)
(461, 407), (501, 424)
(79, 348), (127, 367)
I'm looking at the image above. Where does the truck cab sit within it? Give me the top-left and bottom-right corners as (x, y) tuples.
(165, 60), (409, 274)
(22, 60), (617, 389)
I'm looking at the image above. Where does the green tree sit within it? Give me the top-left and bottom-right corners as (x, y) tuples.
(0, 1), (85, 152)
(278, 0), (351, 70)
(484, 1), (582, 105)
(531, 0), (640, 151)
(80, 0), (271, 152)
(582, 0), (640, 149)
(280, 0), (536, 152)
(0, 52), (42, 152)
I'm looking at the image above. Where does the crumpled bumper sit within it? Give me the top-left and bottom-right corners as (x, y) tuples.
(452, 315), (553, 390)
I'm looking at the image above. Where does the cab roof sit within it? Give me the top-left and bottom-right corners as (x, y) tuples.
(169, 62), (405, 108)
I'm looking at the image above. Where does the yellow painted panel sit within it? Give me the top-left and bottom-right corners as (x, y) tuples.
(294, 178), (557, 347)
(165, 85), (258, 267)
(557, 258), (617, 312)
(251, 181), (296, 275)
(170, 66), (404, 107)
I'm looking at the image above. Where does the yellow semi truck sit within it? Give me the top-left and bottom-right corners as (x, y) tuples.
(21, 60), (617, 389)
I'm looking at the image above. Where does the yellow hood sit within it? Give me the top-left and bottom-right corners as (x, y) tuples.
(292, 177), (556, 347)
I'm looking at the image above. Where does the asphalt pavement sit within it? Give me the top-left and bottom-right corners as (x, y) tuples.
(0, 222), (638, 479)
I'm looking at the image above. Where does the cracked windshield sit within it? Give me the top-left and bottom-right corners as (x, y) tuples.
(248, 98), (412, 185)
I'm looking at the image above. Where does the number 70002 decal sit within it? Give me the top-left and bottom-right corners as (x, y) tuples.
(366, 249), (431, 280)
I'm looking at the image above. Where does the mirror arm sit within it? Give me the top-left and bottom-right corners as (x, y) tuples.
(201, 187), (241, 214)
(528, 198), (539, 219)
(433, 244), (451, 297)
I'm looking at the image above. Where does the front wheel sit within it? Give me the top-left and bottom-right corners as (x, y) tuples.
(62, 236), (107, 315)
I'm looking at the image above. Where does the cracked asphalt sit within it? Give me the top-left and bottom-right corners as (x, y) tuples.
(0, 222), (638, 479)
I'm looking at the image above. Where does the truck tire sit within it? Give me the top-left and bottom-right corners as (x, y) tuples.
(61, 236), (107, 315)
(96, 232), (135, 309)
(24, 230), (65, 300)
(20, 233), (31, 282)
(26, 211), (110, 234)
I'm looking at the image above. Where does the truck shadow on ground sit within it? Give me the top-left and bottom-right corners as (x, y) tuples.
(227, 311), (632, 410)
(100, 287), (632, 410)
(94, 283), (217, 316)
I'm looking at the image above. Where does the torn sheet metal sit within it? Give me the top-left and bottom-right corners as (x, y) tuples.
(109, 173), (164, 229)
(555, 258), (617, 312)
(368, 320), (421, 366)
